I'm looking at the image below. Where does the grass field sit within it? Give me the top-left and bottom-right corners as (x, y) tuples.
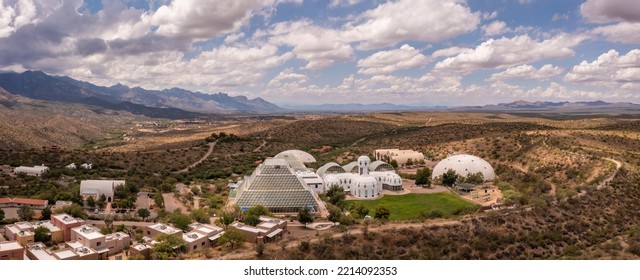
(346, 193), (478, 221)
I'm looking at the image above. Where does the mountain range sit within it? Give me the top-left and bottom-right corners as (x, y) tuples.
(0, 71), (281, 119)
(453, 100), (640, 113)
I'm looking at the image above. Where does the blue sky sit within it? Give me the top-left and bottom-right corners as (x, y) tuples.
(0, 0), (639, 106)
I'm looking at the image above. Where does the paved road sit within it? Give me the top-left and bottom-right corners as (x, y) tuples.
(178, 140), (217, 173)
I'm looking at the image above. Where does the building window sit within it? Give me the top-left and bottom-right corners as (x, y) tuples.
(202, 241), (205, 246)
(193, 245), (197, 250)
(97, 242), (101, 246)
(147, 231), (150, 235)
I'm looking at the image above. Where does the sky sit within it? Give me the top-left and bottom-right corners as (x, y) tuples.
(0, 0), (639, 106)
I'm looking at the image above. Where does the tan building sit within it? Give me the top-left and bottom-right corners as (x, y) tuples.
(0, 241), (24, 260)
(230, 216), (287, 244)
(51, 214), (85, 242)
(374, 149), (425, 166)
(5, 221), (63, 244)
(0, 197), (48, 209)
(188, 223), (224, 246)
(105, 232), (131, 256)
(70, 225), (109, 259)
(25, 242), (57, 260)
(4, 225), (35, 246)
(145, 223), (182, 239)
(182, 231), (208, 252)
(130, 243), (152, 260)
(65, 241), (99, 260)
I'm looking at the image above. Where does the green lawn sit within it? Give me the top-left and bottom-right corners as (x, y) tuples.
(345, 193), (478, 221)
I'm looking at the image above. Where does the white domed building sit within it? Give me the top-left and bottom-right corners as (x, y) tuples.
(432, 154), (496, 182)
(319, 155), (403, 199)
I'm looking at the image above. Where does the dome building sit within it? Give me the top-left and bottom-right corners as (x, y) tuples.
(431, 154), (496, 182)
(319, 155), (403, 198)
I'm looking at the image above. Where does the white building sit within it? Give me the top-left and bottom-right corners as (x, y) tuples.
(296, 170), (325, 194)
(79, 180), (125, 202)
(320, 156), (403, 199)
(70, 225), (110, 259)
(65, 163), (77, 169)
(14, 165), (48, 176)
(80, 163), (93, 170)
(431, 154), (496, 182)
(374, 149), (425, 166)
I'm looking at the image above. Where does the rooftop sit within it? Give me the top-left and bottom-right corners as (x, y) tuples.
(182, 231), (205, 243)
(150, 223), (180, 235)
(66, 241), (96, 256)
(6, 225), (35, 237)
(132, 243), (151, 251)
(0, 197), (48, 206)
(32, 221), (61, 232)
(52, 249), (77, 259)
(0, 241), (23, 251)
(106, 232), (130, 241)
(27, 243), (56, 260)
(52, 214), (82, 225)
(188, 223), (223, 235)
(73, 226), (105, 240)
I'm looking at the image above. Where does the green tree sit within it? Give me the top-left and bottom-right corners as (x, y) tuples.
(349, 202), (369, 219)
(327, 205), (343, 223)
(406, 158), (414, 166)
(326, 185), (346, 207)
(415, 167), (432, 186)
(297, 207), (314, 225)
(190, 208), (210, 224)
(217, 228), (246, 250)
(40, 207), (51, 220)
(152, 234), (186, 260)
(34, 227), (51, 243)
(137, 208), (151, 221)
(389, 160), (398, 168)
(244, 205), (271, 217)
(86, 196), (96, 208)
(442, 169), (458, 187)
(0, 208), (4, 221)
(18, 205), (35, 221)
(169, 212), (192, 231)
(202, 194), (225, 210)
(54, 204), (88, 219)
(464, 172), (485, 185)
(255, 242), (265, 257)
(217, 209), (236, 228)
(154, 192), (165, 209)
(374, 205), (390, 220)
(244, 215), (261, 226)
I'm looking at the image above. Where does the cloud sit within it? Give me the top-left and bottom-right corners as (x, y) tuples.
(431, 46), (473, 58)
(552, 13), (569, 21)
(482, 20), (508, 36)
(329, 0), (363, 8)
(265, 20), (354, 69)
(434, 34), (585, 73)
(344, 0), (480, 50)
(565, 49), (640, 90)
(267, 68), (308, 88)
(483, 11), (498, 20)
(488, 64), (563, 81)
(591, 22), (640, 44)
(223, 32), (245, 44)
(357, 44), (429, 75)
(580, 0), (640, 23)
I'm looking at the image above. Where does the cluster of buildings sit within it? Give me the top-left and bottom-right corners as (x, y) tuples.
(65, 163), (93, 170)
(0, 197), (48, 209)
(233, 149), (496, 215)
(1, 214), (130, 260)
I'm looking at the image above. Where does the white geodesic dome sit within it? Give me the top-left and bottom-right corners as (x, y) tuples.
(432, 154), (495, 181)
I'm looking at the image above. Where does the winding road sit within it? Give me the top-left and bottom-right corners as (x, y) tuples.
(178, 140), (217, 173)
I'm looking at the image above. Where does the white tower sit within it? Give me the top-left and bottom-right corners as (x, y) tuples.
(358, 155), (371, 176)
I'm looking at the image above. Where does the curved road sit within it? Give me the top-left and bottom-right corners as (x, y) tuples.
(178, 140), (217, 173)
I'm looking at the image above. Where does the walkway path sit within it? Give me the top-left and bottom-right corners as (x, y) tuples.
(598, 158), (622, 190)
(178, 140), (217, 173)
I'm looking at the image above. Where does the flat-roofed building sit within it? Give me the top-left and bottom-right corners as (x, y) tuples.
(230, 216), (287, 244)
(0, 197), (48, 209)
(52, 248), (79, 260)
(4, 221), (63, 244)
(0, 241), (24, 260)
(51, 214), (85, 241)
(14, 165), (48, 176)
(105, 232), (130, 256)
(130, 243), (151, 260)
(65, 241), (99, 260)
(25, 242), (57, 260)
(70, 225), (109, 259)
(79, 180), (125, 203)
(4, 225), (35, 246)
(145, 223), (182, 239)
(188, 223), (224, 246)
(182, 231), (208, 252)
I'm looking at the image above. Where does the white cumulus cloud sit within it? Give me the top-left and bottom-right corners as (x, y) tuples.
(357, 44), (429, 75)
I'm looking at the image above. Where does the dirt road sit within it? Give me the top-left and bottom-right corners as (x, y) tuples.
(178, 140), (217, 173)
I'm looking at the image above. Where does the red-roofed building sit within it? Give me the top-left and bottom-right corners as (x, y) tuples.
(0, 197), (48, 209)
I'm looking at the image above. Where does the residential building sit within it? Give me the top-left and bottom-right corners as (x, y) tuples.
(230, 216), (287, 244)
(4, 221), (63, 244)
(188, 223), (224, 246)
(51, 214), (85, 241)
(145, 223), (182, 239)
(70, 225), (109, 259)
(105, 232), (130, 256)
(0, 241), (24, 260)
(25, 242), (57, 260)
(182, 231), (208, 252)
(374, 149), (425, 166)
(4, 225), (35, 246)
(130, 243), (151, 260)
(79, 180), (125, 202)
(65, 241), (99, 260)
